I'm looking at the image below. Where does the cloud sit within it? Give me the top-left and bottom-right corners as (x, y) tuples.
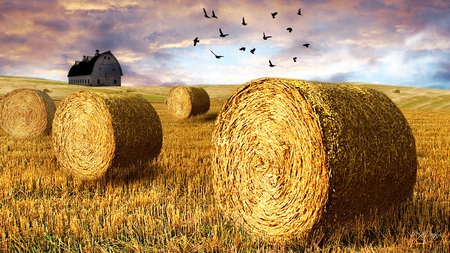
(0, 0), (448, 87)
(328, 72), (356, 82)
(432, 61), (450, 83)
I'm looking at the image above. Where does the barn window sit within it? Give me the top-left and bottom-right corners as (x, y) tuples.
(114, 79), (117, 84)
(108, 57), (110, 60)
(97, 79), (100, 84)
(99, 68), (101, 70)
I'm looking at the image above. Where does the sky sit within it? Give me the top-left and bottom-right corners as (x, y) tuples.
(1, 0), (449, 88)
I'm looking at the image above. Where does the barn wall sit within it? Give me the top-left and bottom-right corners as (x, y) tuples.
(91, 53), (122, 86)
(68, 75), (91, 85)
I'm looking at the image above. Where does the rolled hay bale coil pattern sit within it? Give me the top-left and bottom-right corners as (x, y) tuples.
(212, 77), (417, 242)
(167, 86), (210, 119)
(52, 91), (163, 180)
(0, 88), (56, 138)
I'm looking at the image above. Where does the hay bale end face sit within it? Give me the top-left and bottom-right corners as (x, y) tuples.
(0, 88), (56, 138)
(212, 77), (417, 242)
(167, 86), (210, 119)
(52, 91), (163, 180)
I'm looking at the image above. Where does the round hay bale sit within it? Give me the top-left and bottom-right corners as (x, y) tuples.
(0, 88), (56, 138)
(212, 77), (417, 243)
(167, 86), (210, 119)
(52, 91), (163, 180)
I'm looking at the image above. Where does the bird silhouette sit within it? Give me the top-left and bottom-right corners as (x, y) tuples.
(287, 27), (293, 33)
(219, 28), (229, 37)
(263, 32), (272, 40)
(193, 37), (199, 46)
(269, 60), (276, 67)
(303, 43), (310, 48)
(211, 50), (223, 59)
(212, 10), (218, 19)
(203, 8), (210, 18)
(250, 48), (256, 54)
(297, 8), (302, 15)
(242, 17), (248, 26)
(271, 12), (278, 18)
(293, 57), (297, 62)
(239, 47), (246, 51)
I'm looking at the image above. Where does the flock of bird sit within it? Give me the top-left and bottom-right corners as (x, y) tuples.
(194, 7), (309, 67)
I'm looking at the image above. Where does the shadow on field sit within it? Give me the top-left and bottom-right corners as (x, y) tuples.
(108, 160), (162, 184)
(315, 198), (449, 251)
(200, 112), (218, 122)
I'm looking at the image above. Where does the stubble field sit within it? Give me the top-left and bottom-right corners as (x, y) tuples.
(0, 76), (449, 252)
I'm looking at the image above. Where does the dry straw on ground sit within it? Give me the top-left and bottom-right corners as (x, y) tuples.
(212, 77), (417, 243)
(52, 91), (163, 180)
(0, 88), (56, 138)
(167, 86), (210, 119)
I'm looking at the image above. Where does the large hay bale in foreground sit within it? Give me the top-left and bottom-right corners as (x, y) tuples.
(212, 77), (417, 243)
(167, 86), (210, 119)
(52, 91), (162, 180)
(0, 88), (56, 138)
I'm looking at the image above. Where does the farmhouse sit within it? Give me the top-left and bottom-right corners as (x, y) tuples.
(67, 50), (123, 86)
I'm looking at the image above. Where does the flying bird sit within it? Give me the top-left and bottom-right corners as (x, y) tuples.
(293, 57), (297, 62)
(269, 60), (276, 67)
(250, 48), (256, 54)
(271, 12), (278, 18)
(239, 47), (246, 51)
(303, 43), (310, 48)
(219, 28), (229, 37)
(212, 10), (218, 19)
(263, 32), (272, 40)
(287, 27), (293, 33)
(242, 17), (248, 26)
(297, 8), (303, 15)
(211, 50), (223, 59)
(203, 8), (210, 18)
(193, 37), (199, 46)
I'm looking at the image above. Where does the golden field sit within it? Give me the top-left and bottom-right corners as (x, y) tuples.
(0, 76), (449, 252)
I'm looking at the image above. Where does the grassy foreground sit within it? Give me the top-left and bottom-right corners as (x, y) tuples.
(0, 76), (449, 252)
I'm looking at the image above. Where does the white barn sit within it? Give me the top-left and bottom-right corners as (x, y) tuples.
(67, 50), (123, 86)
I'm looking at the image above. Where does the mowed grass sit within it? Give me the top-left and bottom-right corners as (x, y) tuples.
(0, 76), (449, 252)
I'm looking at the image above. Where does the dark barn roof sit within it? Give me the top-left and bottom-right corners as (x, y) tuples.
(67, 50), (123, 77)
(67, 55), (99, 77)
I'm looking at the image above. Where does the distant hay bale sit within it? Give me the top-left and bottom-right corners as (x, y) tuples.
(0, 88), (56, 138)
(167, 86), (210, 119)
(52, 91), (163, 180)
(212, 77), (417, 243)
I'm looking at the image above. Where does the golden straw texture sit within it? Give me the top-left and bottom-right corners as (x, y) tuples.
(0, 88), (56, 138)
(167, 86), (210, 119)
(212, 77), (417, 243)
(52, 91), (163, 180)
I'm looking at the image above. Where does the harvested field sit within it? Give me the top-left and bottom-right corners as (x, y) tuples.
(0, 76), (448, 252)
